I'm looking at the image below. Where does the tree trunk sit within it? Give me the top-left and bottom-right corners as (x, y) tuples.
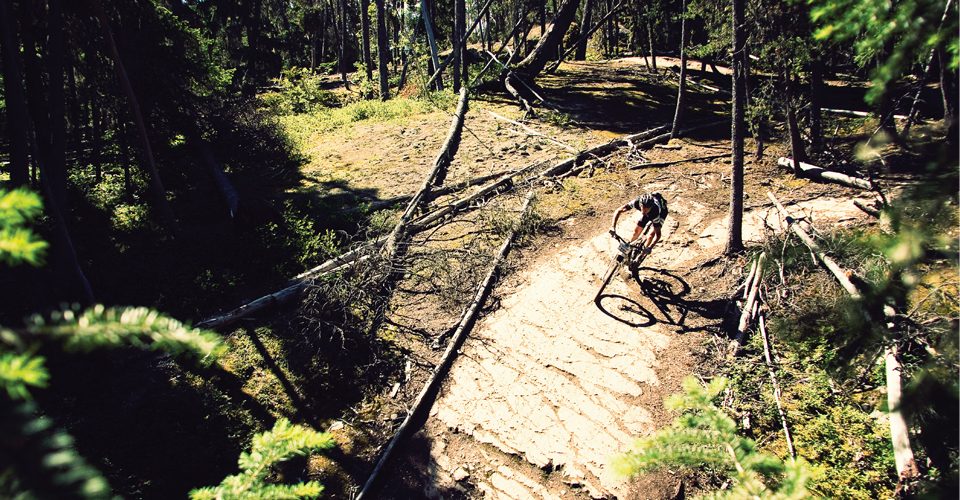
(0, 0), (30, 186)
(726, 0), (745, 255)
(647, 20), (656, 70)
(939, 46), (958, 149)
(18, 0), (54, 191)
(670, 0), (688, 138)
(784, 72), (807, 175)
(453, 0), (465, 92)
(606, 0), (616, 55)
(512, 0), (582, 80)
(575, 0), (594, 60)
(360, 0), (373, 93)
(47, 0), (68, 206)
(66, 50), (83, 155)
(91, 101), (103, 184)
(375, 0), (390, 99)
(339, 0), (351, 90)
(93, 1), (177, 230)
(420, 0), (443, 90)
(809, 56), (825, 153)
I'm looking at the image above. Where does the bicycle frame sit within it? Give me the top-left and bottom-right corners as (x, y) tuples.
(594, 222), (653, 305)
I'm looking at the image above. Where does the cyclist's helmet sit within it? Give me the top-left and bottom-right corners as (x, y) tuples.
(631, 192), (661, 210)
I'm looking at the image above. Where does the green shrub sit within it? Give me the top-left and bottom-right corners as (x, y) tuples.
(259, 67), (339, 115)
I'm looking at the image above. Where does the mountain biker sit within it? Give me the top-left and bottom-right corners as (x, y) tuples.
(609, 192), (668, 256)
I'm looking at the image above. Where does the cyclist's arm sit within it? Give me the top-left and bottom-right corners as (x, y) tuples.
(611, 205), (630, 233)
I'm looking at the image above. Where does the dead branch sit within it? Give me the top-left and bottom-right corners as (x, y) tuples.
(730, 252), (766, 355)
(822, 107), (908, 121)
(356, 190), (536, 499)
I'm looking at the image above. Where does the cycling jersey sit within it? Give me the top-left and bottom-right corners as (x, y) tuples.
(628, 192), (668, 227)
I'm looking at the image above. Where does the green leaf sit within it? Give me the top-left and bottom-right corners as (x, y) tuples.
(0, 352), (49, 399)
(27, 305), (224, 364)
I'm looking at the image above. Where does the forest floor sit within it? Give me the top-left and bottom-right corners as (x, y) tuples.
(290, 58), (882, 498)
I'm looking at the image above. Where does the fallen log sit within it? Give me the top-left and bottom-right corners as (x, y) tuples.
(538, 125), (670, 178)
(504, 72), (536, 117)
(759, 313), (796, 459)
(767, 191), (861, 297)
(853, 199), (880, 218)
(356, 190), (537, 500)
(383, 87), (469, 257)
(731, 252), (766, 353)
(340, 167), (520, 215)
(629, 153), (727, 169)
(777, 157), (873, 190)
(540, 119), (725, 178)
(767, 190), (920, 483)
(821, 107), (908, 121)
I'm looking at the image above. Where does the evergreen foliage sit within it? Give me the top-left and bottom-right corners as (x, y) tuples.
(810, 0), (958, 103)
(190, 418), (336, 500)
(0, 188), (47, 266)
(614, 377), (812, 499)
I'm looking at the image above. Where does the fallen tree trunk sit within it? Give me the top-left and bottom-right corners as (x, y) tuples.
(503, 72), (537, 117)
(767, 190), (920, 483)
(777, 157), (873, 190)
(730, 252), (765, 354)
(356, 190), (536, 500)
(767, 191), (861, 297)
(629, 153), (727, 169)
(853, 199), (881, 218)
(340, 167), (520, 214)
(821, 107), (908, 121)
(538, 125), (669, 177)
(383, 87), (469, 257)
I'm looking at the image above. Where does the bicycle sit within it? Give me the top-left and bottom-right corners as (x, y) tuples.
(594, 223), (653, 304)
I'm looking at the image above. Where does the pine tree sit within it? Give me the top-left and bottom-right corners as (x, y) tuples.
(614, 377), (812, 499)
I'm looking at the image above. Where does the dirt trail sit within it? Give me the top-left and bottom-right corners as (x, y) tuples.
(421, 191), (871, 498)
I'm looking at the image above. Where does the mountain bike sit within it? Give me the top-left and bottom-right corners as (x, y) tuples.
(594, 223), (653, 304)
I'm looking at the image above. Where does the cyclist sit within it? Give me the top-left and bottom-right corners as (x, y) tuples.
(609, 192), (668, 256)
